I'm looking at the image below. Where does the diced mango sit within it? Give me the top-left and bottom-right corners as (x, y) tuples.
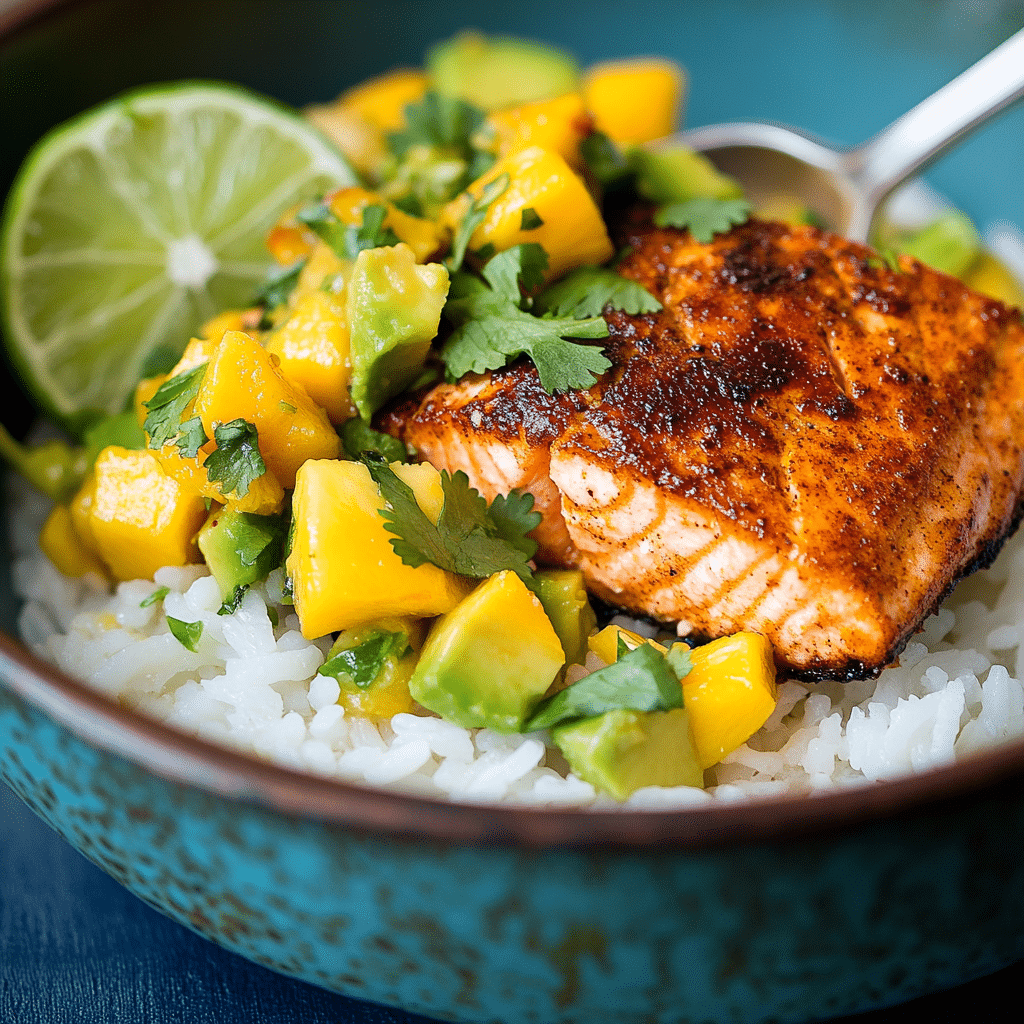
(327, 186), (449, 263)
(305, 103), (388, 179)
(287, 459), (471, 638)
(69, 472), (99, 556)
(485, 92), (593, 169)
(334, 69), (427, 132)
(266, 213), (318, 267)
(39, 503), (107, 579)
(87, 447), (208, 582)
(264, 290), (356, 424)
(155, 445), (285, 517)
(295, 240), (351, 300)
(584, 58), (685, 145)
(683, 632), (777, 770)
(193, 330), (341, 489)
(170, 336), (219, 377)
(441, 145), (613, 282)
(200, 309), (253, 342)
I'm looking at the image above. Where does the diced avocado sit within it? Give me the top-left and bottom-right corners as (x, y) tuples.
(890, 210), (981, 279)
(427, 32), (581, 112)
(629, 145), (744, 205)
(197, 506), (288, 606)
(319, 617), (424, 719)
(533, 569), (597, 667)
(347, 243), (449, 420)
(965, 251), (1024, 308)
(552, 707), (703, 801)
(408, 570), (565, 732)
(756, 193), (825, 228)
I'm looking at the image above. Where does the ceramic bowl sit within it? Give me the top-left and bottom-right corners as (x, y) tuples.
(3, 2), (1024, 1022)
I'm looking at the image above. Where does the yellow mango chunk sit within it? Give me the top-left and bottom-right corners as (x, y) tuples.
(287, 459), (471, 639)
(328, 186), (449, 263)
(88, 447), (208, 582)
(265, 290), (356, 425)
(683, 632), (777, 770)
(39, 504), (107, 579)
(584, 58), (685, 144)
(442, 145), (613, 282)
(69, 472), (99, 556)
(485, 92), (593, 169)
(295, 240), (351, 301)
(965, 251), (1024, 308)
(201, 309), (254, 342)
(155, 445), (285, 517)
(193, 330), (341, 489)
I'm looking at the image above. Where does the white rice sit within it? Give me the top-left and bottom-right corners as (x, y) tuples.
(9, 469), (1024, 809)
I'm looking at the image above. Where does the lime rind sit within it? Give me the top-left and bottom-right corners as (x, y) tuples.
(1, 80), (355, 431)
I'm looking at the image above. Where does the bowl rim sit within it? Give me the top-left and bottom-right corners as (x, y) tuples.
(6, 627), (1024, 850)
(5, 0), (1024, 852)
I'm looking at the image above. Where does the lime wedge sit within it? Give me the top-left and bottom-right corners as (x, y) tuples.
(0, 82), (355, 430)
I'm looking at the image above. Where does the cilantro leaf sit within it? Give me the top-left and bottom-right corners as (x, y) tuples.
(665, 642), (693, 681)
(318, 629), (411, 688)
(524, 642), (683, 732)
(520, 207), (544, 231)
(535, 266), (662, 319)
(441, 302), (610, 393)
(361, 456), (538, 583)
(167, 616), (203, 653)
(255, 259), (305, 312)
(480, 243), (549, 303)
(143, 363), (207, 450)
(297, 201), (400, 260)
(342, 417), (409, 464)
(388, 91), (487, 157)
(175, 416), (208, 459)
(654, 197), (752, 243)
(204, 419), (266, 498)
(140, 585), (170, 608)
(580, 130), (630, 186)
(446, 172), (510, 273)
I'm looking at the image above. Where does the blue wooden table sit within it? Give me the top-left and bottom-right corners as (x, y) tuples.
(1, 781), (1020, 1023)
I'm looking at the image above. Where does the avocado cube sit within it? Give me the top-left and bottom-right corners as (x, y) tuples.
(347, 243), (449, 421)
(533, 569), (597, 667)
(630, 145), (744, 205)
(197, 506), (288, 602)
(552, 707), (703, 801)
(409, 570), (565, 732)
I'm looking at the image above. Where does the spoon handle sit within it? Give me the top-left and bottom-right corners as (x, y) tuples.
(844, 27), (1024, 240)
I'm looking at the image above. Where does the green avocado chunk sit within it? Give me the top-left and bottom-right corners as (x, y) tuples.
(427, 31), (581, 112)
(408, 570), (566, 732)
(197, 506), (288, 607)
(630, 145), (744, 205)
(347, 244), (449, 421)
(552, 707), (703, 801)
(890, 210), (981, 279)
(533, 569), (597, 668)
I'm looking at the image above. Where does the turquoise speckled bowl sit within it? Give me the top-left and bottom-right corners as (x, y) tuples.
(3, 2), (1024, 1022)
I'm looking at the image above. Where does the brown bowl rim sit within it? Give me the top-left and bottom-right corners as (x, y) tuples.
(6, 626), (1024, 851)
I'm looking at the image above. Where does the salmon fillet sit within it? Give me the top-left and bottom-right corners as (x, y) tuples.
(395, 218), (1024, 680)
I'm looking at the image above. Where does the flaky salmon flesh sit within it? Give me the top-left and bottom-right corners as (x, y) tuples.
(390, 218), (1024, 680)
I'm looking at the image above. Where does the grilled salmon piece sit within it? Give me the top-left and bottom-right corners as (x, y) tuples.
(397, 218), (1024, 680)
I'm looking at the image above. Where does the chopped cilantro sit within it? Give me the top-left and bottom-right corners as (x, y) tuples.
(143, 363), (207, 450)
(297, 201), (399, 260)
(361, 455), (540, 584)
(167, 616), (203, 652)
(580, 131), (630, 186)
(446, 172), (510, 273)
(341, 418), (409, 464)
(654, 197), (752, 243)
(388, 91), (487, 158)
(140, 585), (170, 608)
(535, 266), (662, 319)
(255, 259), (305, 313)
(524, 642), (684, 732)
(175, 416), (208, 459)
(665, 642), (693, 681)
(218, 585), (249, 616)
(318, 629), (411, 688)
(204, 419), (266, 498)
(480, 243), (548, 303)
(520, 207), (544, 231)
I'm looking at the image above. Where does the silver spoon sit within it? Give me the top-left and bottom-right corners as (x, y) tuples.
(674, 27), (1024, 242)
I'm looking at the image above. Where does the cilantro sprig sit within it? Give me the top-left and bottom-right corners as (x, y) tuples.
(654, 197), (752, 243)
(441, 244), (612, 393)
(204, 419), (266, 498)
(534, 266), (662, 319)
(297, 201), (400, 260)
(361, 455), (540, 585)
(143, 363), (208, 452)
(446, 172), (509, 273)
(318, 629), (412, 688)
(524, 642), (687, 732)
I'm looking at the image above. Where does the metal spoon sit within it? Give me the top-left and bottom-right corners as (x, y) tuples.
(674, 27), (1024, 242)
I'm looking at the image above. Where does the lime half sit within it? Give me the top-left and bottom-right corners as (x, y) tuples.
(1, 82), (355, 429)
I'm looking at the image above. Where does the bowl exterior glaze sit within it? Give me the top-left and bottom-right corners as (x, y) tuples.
(3, 679), (1023, 1024)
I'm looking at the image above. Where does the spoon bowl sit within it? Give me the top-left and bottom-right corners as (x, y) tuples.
(674, 28), (1024, 241)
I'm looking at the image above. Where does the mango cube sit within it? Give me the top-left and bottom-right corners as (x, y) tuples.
(584, 58), (685, 145)
(38, 503), (107, 579)
(485, 92), (593, 169)
(287, 459), (471, 639)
